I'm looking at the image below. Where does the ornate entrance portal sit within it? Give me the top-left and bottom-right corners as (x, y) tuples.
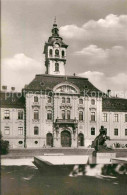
(61, 130), (71, 147)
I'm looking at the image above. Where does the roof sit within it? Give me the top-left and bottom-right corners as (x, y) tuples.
(102, 97), (127, 112)
(0, 92), (25, 108)
(24, 74), (104, 97)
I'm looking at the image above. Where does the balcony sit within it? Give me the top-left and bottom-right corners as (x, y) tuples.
(55, 118), (78, 124)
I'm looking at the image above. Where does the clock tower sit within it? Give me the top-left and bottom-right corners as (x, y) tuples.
(43, 19), (68, 75)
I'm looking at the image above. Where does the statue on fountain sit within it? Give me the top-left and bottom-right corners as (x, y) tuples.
(91, 126), (111, 152)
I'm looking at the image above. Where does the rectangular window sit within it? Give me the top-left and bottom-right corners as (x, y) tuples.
(34, 110), (39, 120)
(103, 113), (107, 122)
(4, 110), (10, 119)
(125, 129), (127, 136)
(91, 112), (95, 122)
(114, 128), (118, 136)
(18, 110), (23, 120)
(18, 127), (23, 135)
(62, 110), (65, 120)
(67, 110), (71, 120)
(48, 97), (52, 103)
(114, 114), (118, 122)
(4, 127), (10, 135)
(67, 98), (70, 103)
(34, 96), (38, 102)
(91, 128), (95, 135)
(47, 112), (52, 120)
(125, 114), (127, 122)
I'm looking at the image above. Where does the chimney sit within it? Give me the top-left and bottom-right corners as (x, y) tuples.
(11, 87), (15, 91)
(107, 89), (111, 97)
(2, 86), (7, 91)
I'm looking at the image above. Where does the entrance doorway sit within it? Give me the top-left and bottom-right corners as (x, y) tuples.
(78, 133), (84, 146)
(46, 133), (53, 147)
(61, 130), (71, 147)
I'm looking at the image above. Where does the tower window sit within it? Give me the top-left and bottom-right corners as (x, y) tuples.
(55, 49), (59, 56)
(49, 49), (52, 57)
(55, 63), (59, 72)
(62, 50), (65, 57)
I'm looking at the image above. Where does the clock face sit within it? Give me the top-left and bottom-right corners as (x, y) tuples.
(55, 43), (59, 48)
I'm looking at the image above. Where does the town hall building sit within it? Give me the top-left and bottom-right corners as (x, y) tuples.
(1, 21), (127, 148)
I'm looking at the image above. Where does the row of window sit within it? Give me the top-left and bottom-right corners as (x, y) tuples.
(3, 126), (127, 136)
(3, 109), (127, 123)
(4, 127), (23, 135)
(33, 110), (95, 121)
(49, 49), (65, 58)
(34, 96), (96, 105)
(103, 113), (127, 122)
(4, 110), (23, 120)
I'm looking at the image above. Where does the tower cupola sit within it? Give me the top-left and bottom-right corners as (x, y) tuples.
(43, 19), (68, 75)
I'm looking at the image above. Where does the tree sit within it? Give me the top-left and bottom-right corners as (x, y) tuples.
(0, 131), (9, 154)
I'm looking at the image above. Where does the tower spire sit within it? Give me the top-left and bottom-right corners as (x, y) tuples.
(54, 16), (56, 24)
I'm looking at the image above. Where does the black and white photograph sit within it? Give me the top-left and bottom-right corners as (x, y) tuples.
(1, 0), (127, 195)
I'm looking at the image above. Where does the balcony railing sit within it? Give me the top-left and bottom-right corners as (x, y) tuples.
(55, 119), (78, 124)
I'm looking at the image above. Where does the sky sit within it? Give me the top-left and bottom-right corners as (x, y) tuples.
(1, 0), (127, 97)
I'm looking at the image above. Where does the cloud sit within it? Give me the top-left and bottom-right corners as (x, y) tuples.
(73, 45), (127, 76)
(78, 71), (127, 97)
(1, 54), (45, 91)
(75, 45), (107, 59)
(60, 14), (127, 42)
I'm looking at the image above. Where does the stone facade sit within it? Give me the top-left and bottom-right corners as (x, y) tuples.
(1, 21), (127, 148)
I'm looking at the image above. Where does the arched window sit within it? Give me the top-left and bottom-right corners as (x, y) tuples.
(91, 127), (95, 135)
(55, 49), (59, 56)
(47, 96), (52, 103)
(62, 97), (65, 103)
(79, 99), (83, 104)
(34, 110), (39, 120)
(34, 126), (39, 135)
(62, 50), (65, 57)
(67, 110), (71, 120)
(79, 111), (83, 121)
(91, 99), (95, 105)
(46, 133), (53, 147)
(91, 112), (95, 121)
(78, 133), (84, 146)
(34, 96), (38, 102)
(67, 97), (70, 103)
(55, 63), (59, 72)
(49, 49), (52, 56)
(47, 111), (52, 120)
